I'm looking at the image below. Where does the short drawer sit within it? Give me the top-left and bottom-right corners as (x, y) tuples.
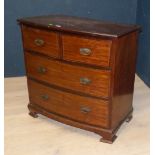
(62, 34), (112, 67)
(25, 52), (111, 98)
(22, 26), (60, 58)
(28, 79), (109, 128)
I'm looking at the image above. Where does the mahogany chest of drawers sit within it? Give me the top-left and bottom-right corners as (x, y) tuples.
(18, 15), (140, 143)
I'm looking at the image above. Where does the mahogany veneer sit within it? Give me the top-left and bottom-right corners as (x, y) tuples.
(25, 52), (111, 98)
(22, 26), (60, 58)
(18, 15), (140, 143)
(62, 35), (112, 67)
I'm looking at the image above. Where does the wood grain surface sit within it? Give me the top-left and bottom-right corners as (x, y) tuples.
(18, 15), (140, 38)
(25, 52), (111, 99)
(22, 26), (60, 58)
(28, 79), (109, 128)
(110, 32), (139, 128)
(62, 34), (112, 67)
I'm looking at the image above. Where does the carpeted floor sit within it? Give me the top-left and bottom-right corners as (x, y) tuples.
(5, 75), (149, 155)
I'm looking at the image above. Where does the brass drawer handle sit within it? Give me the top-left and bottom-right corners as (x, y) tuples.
(34, 39), (45, 46)
(81, 107), (91, 113)
(80, 48), (92, 56)
(37, 66), (47, 74)
(41, 94), (49, 100)
(80, 77), (91, 85)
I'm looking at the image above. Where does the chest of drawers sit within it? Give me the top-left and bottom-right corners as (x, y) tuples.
(18, 15), (140, 143)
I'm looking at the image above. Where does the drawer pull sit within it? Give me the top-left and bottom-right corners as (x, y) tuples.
(80, 48), (92, 56)
(34, 39), (45, 46)
(81, 107), (91, 113)
(37, 66), (47, 74)
(80, 78), (91, 85)
(41, 94), (49, 100)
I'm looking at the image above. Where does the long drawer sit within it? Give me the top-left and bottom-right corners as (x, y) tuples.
(25, 52), (111, 98)
(28, 79), (109, 128)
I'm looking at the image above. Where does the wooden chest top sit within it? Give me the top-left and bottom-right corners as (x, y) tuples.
(18, 15), (140, 38)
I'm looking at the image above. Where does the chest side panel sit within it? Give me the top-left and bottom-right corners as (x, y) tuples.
(110, 32), (139, 128)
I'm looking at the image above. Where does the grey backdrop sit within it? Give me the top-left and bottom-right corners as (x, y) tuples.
(4, 0), (150, 86)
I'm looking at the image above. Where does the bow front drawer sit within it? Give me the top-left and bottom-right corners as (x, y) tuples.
(28, 79), (109, 128)
(25, 52), (111, 98)
(62, 35), (112, 67)
(22, 26), (60, 58)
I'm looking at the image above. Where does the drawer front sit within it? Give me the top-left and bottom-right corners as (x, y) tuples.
(25, 52), (111, 98)
(28, 79), (109, 128)
(22, 26), (60, 58)
(62, 35), (112, 67)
